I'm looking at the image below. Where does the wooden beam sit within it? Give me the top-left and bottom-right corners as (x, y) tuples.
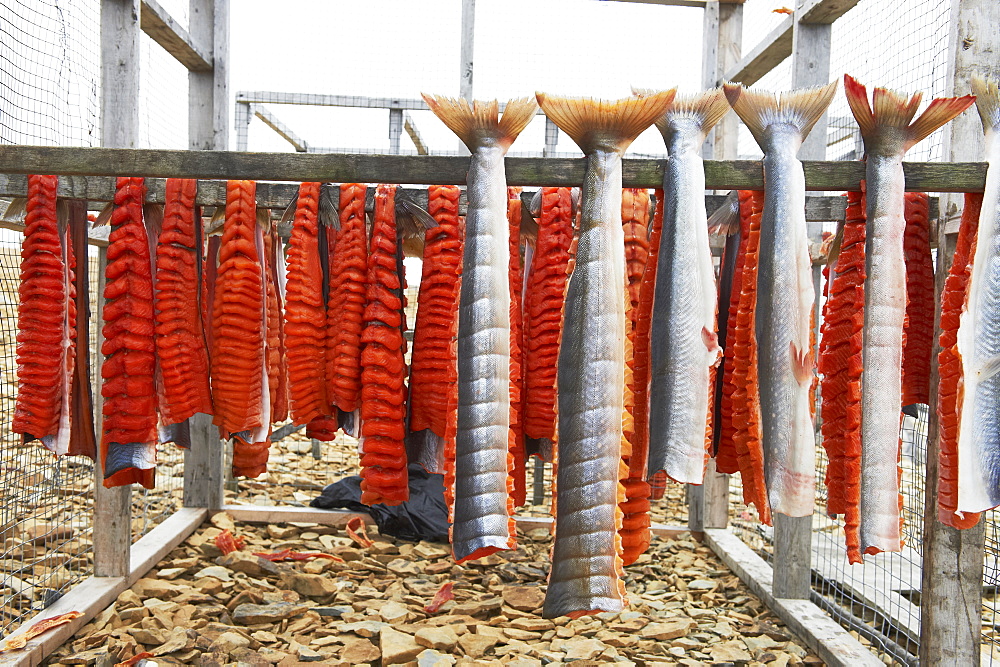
(189, 0), (230, 150)
(140, 0), (212, 72)
(252, 104), (309, 152)
(798, 0), (860, 24)
(605, 0), (711, 7)
(183, 413), (224, 510)
(723, 17), (791, 85)
(704, 529), (883, 667)
(0, 509), (206, 666)
(0, 146), (987, 191)
(403, 112), (428, 155)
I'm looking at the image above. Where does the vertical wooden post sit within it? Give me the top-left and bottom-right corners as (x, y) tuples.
(458, 0), (475, 156)
(184, 0), (228, 509)
(692, 0), (742, 535)
(919, 1), (999, 663)
(95, 0), (141, 578)
(389, 108), (403, 155)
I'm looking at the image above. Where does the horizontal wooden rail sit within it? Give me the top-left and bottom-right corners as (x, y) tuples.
(0, 146), (987, 191)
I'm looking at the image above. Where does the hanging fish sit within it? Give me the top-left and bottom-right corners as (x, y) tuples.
(946, 76), (1000, 522)
(724, 81), (837, 517)
(843, 74), (974, 554)
(423, 94), (537, 563)
(535, 90), (674, 618)
(900, 193), (934, 407)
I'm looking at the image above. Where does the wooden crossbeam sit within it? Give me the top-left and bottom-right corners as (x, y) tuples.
(0, 146), (986, 191)
(140, 0), (213, 72)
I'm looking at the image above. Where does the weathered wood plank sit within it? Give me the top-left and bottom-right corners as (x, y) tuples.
(704, 528), (883, 667)
(798, 0), (860, 24)
(189, 0), (229, 151)
(183, 413), (224, 510)
(724, 17), (792, 86)
(140, 0), (212, 72)
(0, 146), (986, 191)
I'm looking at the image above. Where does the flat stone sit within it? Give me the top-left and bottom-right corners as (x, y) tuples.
(381, 627), (423, 664)
(687, 579), (717, 591)
(297, 645), (325, 662)
(210, 512), (236, 531)
(342, 620), (391, 638)
(313, 605), (354, 617)
(503, 627), (541, 641)
(709, 640), (753, 662)
(509, 617), (554, 633)
(341, 637), (381, 663)
(640, 618), (696, 641)
(194, 566), (232, 581)
(378, 600), (412, 624)
(452, 597), (503, 618)
(209, 631), (250, 653)
(280, 572), (339, 598)
(417, 648), (457, 667)
(458, 633), (497, 659)
(415, 625), (459, 651)
(386, 558), (422, 576)
(156, 567), (188, 580)
(501, 586), (545, 612)
(232, 601), (310, 625)
(216, 552), (285, 578)
(744, 634), (779, 652)
(251, 630), (278, 643)
(561, 638), (605, 661)
(128, 627), (166, 645)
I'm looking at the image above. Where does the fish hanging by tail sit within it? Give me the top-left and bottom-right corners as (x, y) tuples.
(536, 90), (674, 618)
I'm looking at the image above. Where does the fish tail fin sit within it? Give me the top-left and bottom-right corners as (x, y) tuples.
(708, 190), (742, 236)
(421, 95), (537, 152)
(972, 75), (1000, 137)
(845, 73), (976, 149)
(652, 87), (731, 143)
(724, 81), (837, 148)
(535, 90), (675, 154)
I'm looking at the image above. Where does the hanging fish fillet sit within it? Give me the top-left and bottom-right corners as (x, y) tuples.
(819, 189), (866, 560)
(523, 187), (575, 443)
(328, 183), (368, 417)
(284, 183), (330, 424)
(536, 90), (674, 618)
(154, 178), (213, 426)
(263, 224), (288, 422)
(212, 180), (269, 478)
(407, 186), (463, 477)
(843, 74), (974, 553)
(718, 193), (750, 470)
(508, 187), (527, 507)
(710, 192), (743, 475)
(423, 94), (536, 563)
(14, 175), (81, 457)
(619, 188), (663, 565)
(101, 177), (158, 488)
(901, 193), (934, 406)
(938, 193), (984, 528)
(725, 82), (836, 517)
(359, 184), (409, 506)
(948, 76), (1000, 521)
(642, 88), (729, 486)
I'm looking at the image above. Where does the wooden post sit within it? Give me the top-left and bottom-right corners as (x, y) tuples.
(693, 0), (742, 533)
(183, 413), (223, 510)
(188, 0), (229, 150)
(919, 1), (999, 663)
(95, 0), (142, 578)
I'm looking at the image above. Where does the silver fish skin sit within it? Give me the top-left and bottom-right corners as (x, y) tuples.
(423, 95), (537, 563)
(725, 82), (837, 517)
(957, 76), (1000, 514)
(642, 89), (730, 485)
(535, 91), (674, 619)
(843, 75), (974, 552)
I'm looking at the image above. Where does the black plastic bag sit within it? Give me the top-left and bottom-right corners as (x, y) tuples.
(310, 463), (450, 543)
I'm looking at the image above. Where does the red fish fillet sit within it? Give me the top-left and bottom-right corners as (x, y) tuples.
(101, 177), (158, 488)
(901, 192), (934, 406)
(523, 187), (574, 442)
(212, 181), (268, 477)
(819, 190), (866, 560)
(508, 187), (527, 507)
(154, 178), (213, 425)
(284, 182), (330, 424)
(937, 192), (984, 529)
(408, 186), (463, 439)
(327, 183), (368, 415)
(619, 188), (653, 565)
(359, 184), (409, 506)
(719, 195), (752, 469)
(14, 174), (77, 455)
(730, 191), (770, 524)
(264, 227), (288, 422)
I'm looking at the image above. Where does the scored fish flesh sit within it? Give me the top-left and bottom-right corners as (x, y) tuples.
(423, 95), (537, 562)
(536, 90), (674, 618)
(724, 81), (837, 517)
(843, 74), (974, 553)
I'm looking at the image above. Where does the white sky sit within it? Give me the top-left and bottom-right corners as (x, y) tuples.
(228, 0), (704, 157)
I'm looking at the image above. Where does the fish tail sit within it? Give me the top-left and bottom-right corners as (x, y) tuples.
(724, 81), (837, 148)
(972, 75), (1000, 136)
(844, 74), (975, 149)
(708, 191), (742, 236)
(654, 87), (732, 144)
(535, 91), (675, 154)
(421, 95), (537, 152)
